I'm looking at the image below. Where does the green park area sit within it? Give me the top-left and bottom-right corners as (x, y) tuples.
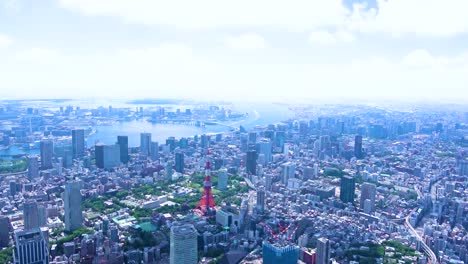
(0, 158), (28, 173)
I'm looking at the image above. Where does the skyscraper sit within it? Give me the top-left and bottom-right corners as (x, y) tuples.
(170, 224), (198, 264)
(256, 188), (265, 213)
(258, 138), (272, 165)
(13, 228), (49, 264)
(117, 136), (129, 164)
(175, 151), (184, 173)
(140, 133), (152, 157)
(246, 150), (257, 175)
(95, 144), (121, 169)
(262, 241), (299, 264)
(27, 155), (39, 181)
(340, 176), (356, 204)
(0, 216), (11, 247)
(316, 237), (330, 264)
(63, 181), (83, 232)
(23, 200), (40, 231)
(40, 139), (53, 169)
(354, 135), (363, 159)
(282, 162), (295, 185)
(360, 182), (376, 213)
(72, 129), (85, 158)
(217, 168), (228, 190)
(150, 141), (159, 160)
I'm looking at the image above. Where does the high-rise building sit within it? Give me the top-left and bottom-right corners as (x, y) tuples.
(316, 237), (330, 264)
(175, 151), (184, 173)
(256, 188), (265, 213)
(72, 129), (85, 158)
(0, 216), (11, 247)
(27, 155), (39, 181)
(166, 161), (173, 181)
(95, 144), (121, 169)
(150, 141), (159, 160)
(63, 181), (83, 232)
(282, 162), (295, 185)
(340, 176), (356, 204)
(248, 132), (257, 144)
(360, 183), (376, 213)
(140, 133), (152, 157)
(246, 150), (257, 175)
(40, 140), (53, 169)
(354, 135), (363, 159)
(217, 168), (228, 190)
(117, 136), (129, 164)
(170, 224), (198, 264)
(262, 241), (299, 264)
(23, 200), (40, 231)
(13, 228), (49, 264)
(258, 138), (272, 165)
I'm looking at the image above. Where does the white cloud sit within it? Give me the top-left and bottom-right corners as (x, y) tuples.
(349, 0), (468, 37)
(16, 48), (62, 63)
(0, 45), (467, 101)
(58, 0), (468, 37)
(58, 0), (349, 31)
(0, 34), (12, 48)
(224, 34), (265, 50)
(309, 30), (355, 45)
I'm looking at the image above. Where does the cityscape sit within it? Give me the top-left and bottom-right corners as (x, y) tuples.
(1, 0), (468, 263)
(0, 100), (466, 264)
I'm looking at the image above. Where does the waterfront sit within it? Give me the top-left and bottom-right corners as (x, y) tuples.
(0, 102), (294, 156)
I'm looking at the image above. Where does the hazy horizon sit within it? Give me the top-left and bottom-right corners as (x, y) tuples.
(1, 0), (468, 102)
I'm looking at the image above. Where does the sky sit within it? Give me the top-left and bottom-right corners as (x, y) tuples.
(0, 0), (467, 102)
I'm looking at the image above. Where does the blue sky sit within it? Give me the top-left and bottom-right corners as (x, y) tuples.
(0, 0), (467, 102)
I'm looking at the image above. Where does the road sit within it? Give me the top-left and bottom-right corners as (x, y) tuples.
(404, 208), (438, 264)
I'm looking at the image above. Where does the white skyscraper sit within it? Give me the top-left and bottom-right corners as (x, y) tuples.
(170, 224), (198, 264)
(258, 138), (272, 165)
(316, 237), (330, 264)
(63, 181), (83, 232)
(217, 168), (228, 190)
(360, 182), (377, 213)
(27, 155), (39, 181)
(14, 227), (49, 264)
(282, 162), (295, 185)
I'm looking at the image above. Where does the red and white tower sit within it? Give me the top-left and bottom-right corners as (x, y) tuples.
(196, 153), (216, 216)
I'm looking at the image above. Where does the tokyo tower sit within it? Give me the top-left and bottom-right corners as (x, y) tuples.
(196, 158), (216, 216)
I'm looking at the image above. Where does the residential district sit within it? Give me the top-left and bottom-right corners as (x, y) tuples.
(0, 102), (467, 264)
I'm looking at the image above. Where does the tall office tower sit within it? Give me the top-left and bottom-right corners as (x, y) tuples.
(13, 228), (49, 264)
(0, 216), (11, 247)
(95, 144), (105, 169)
(340, 176), (356, 204)
(23, 201), (40, 230)
(316, 237), (330, 264)
(71, 129), (85, 158)
(175, 151), (184, 173)
(265, 174), (272, 191)
(200, 134), (209, 149)
(95, 144), (121, 169)
(217, 168), (228, 190)
(150, 141), (159, 160)
(354, 135), (363, 159)
(360, 182), (377, 213)
(40, 139), (53, 169)
(299, 121), (309, 136)
(258, 138), (272, 165)
(262, 241), (299, 264)
(256, 188), (265, 213)
(63, 181), (83, 232)
(170, 224), (198, 264)
(246, 150), (257, 175)
(165, 161), (173, 181)
(27, 155), (39, 181)
(140, 133), (152, 157)
(282, 162), (295, 185)
(248, 131), (257, 144)
(457, 157), (468, 176)
(117, 136), (129, 164)
(166, 137), (176, 151)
